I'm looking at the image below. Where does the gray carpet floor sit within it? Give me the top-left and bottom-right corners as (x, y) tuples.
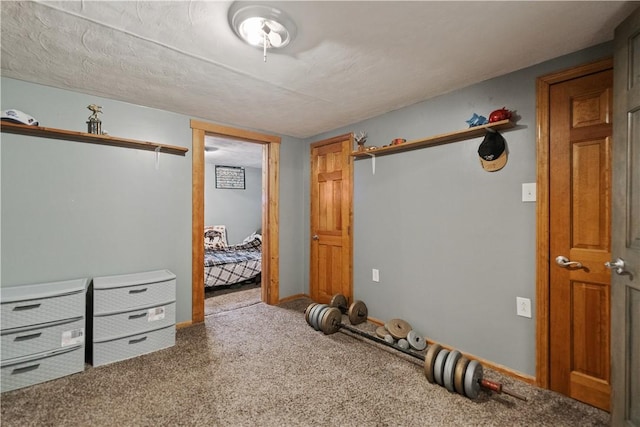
(204, 282), (261, 316)
(0, 292), (610, 426)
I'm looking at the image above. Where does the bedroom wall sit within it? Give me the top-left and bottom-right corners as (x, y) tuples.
(0, 77), (307, 322)
(204, 165), (262, 244)
(303, 42), (613, 376)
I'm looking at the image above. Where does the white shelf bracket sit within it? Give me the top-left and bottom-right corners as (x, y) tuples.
(155, 146), (161, 170)
(365, 152), (376, 174)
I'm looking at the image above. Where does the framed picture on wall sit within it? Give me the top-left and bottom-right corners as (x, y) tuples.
(215, 165), (245, 189)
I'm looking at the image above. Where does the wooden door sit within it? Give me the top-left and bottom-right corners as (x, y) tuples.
(310, 134), (353, 304)
(611, 7), (640, 425)
(549, 68), (613, 410)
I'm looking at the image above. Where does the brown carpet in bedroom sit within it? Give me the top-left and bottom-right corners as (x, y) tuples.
(0, 293), (609, 426)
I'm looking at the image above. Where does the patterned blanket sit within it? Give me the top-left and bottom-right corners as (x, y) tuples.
(203, 236), (261, 287)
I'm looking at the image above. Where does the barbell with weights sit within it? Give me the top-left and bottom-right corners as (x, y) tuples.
(329, 294), (368, 325)
(306, 304), (527, 402)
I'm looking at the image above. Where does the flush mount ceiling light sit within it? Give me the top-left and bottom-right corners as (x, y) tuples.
(228, 2), (297, 62)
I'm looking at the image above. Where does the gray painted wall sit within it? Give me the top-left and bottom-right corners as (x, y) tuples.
(205, 164), (262, 244)
(0, 41), (612, 374)
(304, 43), (613, 376)
(1, 77), (306, 322)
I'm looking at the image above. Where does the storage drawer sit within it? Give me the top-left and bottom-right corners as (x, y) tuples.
(1, 291), (86, 330)
(1, 345), (84, 393)
(92, 325), (175, 367)
(93, 270), (175, 290)
(93, 302), (175, 342)
(93, 280), (176, 315)
(1, 317), (85, 360)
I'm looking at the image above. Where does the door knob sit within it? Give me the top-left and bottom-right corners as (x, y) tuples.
(555, 256), (582, 268)
(312, 235), (319, 240)
(605, 258), (626, 274)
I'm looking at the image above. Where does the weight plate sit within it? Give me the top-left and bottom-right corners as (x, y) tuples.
(433, 349), (450, 386)
(385, 318), (412, 340)
(310, 304), (323, 330)
(316, 306), (330, 331)
(384, 334), (395, 344)
(311, 304), (327, 331)
(454, 357), (470, 396)
(398, 339), (410, 350)
(330, 294), (348, 312)
(316, 306), (328, 331)
(321, 307), (342, 335)
(304, 303), (312, 325)
(376, 326), (388, 338)
(406, 330), (427, 351)
(308, 304), (320, 329)
(443, 350), (461, 393)
(305, 303), (318, 326)
(464, 360), (483, 399)
(348, 300), (368, 325)
(424, 344), (442, 383)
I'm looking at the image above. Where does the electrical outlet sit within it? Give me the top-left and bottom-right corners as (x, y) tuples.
(516, 297), (532, 318)
(372, 269), (379, 282)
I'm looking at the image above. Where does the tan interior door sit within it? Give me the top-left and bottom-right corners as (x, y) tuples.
(310, 134), (353, 304)
(611, 7), (640, 425)
(549, 68), (613, 411)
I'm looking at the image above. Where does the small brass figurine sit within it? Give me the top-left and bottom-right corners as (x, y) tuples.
(87, 104), (103, 134)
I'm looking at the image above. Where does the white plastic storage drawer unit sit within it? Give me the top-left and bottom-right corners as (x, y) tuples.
(91, 270), (176, 367)
(0, 278), (89, 392)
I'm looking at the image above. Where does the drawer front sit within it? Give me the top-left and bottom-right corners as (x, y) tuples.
(94, 280), (176, 315)
(1, 318), (85, 360)
(93, 303), (175, 341)
(92, 326), (175, 367)
(1, 292), (85, 330)
(1, 346), (84, 393)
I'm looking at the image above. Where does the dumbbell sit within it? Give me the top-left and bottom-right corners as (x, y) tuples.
(329, 293), (368, 325)
(305, 300), (367, 331)
(306, 304), (527, 402)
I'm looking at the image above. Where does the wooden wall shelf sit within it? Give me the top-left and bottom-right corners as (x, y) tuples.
(0, 122), (189, 156)
(351, 119), (515, 159)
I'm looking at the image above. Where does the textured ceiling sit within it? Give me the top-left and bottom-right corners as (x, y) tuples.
(1, 1), (638, 142)
(205, 135), (262, 169)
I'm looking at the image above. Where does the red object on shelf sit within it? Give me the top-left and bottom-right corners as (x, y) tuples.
(488, 107), (512, 123)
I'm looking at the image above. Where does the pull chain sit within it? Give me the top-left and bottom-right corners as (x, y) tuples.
(263, 32), (267, 62)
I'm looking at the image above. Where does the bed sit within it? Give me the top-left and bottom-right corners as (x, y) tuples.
(204, 225), (262, 288)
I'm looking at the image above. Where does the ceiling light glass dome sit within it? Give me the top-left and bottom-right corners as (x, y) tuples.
(228, 3), (297, 50)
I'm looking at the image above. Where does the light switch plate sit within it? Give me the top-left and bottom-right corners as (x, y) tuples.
(522, 183), (536, 202)
(372, 269), (379, 282)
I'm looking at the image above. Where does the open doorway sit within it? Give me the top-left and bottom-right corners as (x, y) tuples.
(190, 119), (280, 324)
(202, 137), (263, 314)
